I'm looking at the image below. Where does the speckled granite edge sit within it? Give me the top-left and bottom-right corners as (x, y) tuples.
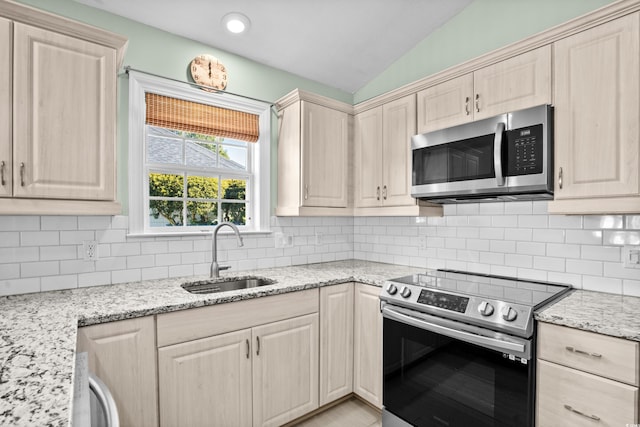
(0, 260), (423, 427)
(535, 289), (640, 341)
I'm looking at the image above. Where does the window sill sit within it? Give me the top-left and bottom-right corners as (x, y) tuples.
(127, 229), (272, 238)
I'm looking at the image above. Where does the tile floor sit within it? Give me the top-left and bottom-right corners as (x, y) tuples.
(292, 398), (382, 427)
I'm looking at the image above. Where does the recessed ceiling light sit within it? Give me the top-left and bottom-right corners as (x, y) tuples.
(222, 12), (251, 34)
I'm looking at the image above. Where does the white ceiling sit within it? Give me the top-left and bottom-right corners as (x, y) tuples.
(75, 0), (474, 93)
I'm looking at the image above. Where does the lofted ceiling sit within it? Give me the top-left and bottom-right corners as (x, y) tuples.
(74, 0), (474, 93)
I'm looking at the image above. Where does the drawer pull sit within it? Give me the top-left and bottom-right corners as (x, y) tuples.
(564, 404), (601, 421)
(565, 346), (602, 358)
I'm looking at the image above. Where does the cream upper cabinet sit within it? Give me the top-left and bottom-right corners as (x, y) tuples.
(319, 283), (354, 406)
(536, 322), (639, 426)
(549, 13), (640, 214)
(276, 89), (352, 216)
(417, 46), (551, 133)
(252, 313), (319, 427)
(13, 23), (116, 200)
(77, 316), (159, 427)
(0, 17), (10, 199)
(0, 2), (126, 215)
(158, 329), (253, 427)
(353, 283), (383, 409)
(354, 106), (383, 208)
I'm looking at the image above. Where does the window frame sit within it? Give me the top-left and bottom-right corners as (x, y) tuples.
(128, 71), (271, 235)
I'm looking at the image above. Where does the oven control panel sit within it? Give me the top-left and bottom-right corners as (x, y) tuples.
(417, 289), (469, 313)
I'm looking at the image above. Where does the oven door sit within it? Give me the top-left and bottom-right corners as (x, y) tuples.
(382, 305), (534, 427)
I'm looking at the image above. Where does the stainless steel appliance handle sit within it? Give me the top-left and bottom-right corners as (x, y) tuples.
(88, 372), (120, 427)
(493, 122), (506, 187)
(382, 305), (525, 354)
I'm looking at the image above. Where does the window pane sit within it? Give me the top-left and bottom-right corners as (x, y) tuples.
(221, 178), (246, 200)
(220, 144), (247, 170)
(221, 202), (246, 225)
(147, 135), (183, 164)
(185, 141), (219, 168)
(149, 173), (183, 197)
(187, 175), (219, 199)
(149, 201), (183, 227)
(187, 201), (218, 226)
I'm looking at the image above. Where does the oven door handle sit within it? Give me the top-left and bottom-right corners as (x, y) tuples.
(382, 305), (526, 355)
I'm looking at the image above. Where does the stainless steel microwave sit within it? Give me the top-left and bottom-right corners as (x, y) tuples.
(411, 104), (553, 203)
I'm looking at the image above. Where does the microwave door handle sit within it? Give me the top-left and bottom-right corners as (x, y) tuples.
(494, 122), (506, 187)
(382, 305), (525, 355)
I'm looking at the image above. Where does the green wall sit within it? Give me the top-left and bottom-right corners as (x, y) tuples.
(14, 0), (619, 213)
(354, 0), (616, 103)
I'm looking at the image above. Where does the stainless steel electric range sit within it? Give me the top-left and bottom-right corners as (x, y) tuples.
(380, 269), (572, 427)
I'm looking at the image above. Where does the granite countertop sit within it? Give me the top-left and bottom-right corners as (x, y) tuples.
(0, 260), (423, 427)
(535, 289), (640, 342)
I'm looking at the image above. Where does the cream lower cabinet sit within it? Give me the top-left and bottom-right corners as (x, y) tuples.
(276, 89), (352, 216)
(417, 45), (551, 133)
(156, 289), (319, 427)
(549, 12), (640, 214)
(353, 283), (383, 408)
(76, 316), (159, 427)
(319, 282), (354, 406)
(536, 322), (639, 426)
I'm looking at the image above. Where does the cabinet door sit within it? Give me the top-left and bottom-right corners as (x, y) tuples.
(353, 283), (383, 408)
(301, 101), (349, 207)
(382, 94), (416, 207)
(77, 317), (158, 427)
(553, 13), (640, 201)
(0, 17), (10, 198)
(354, 106), (383, 208)
(536, 360), (638, 427)
(252, 313), (319, 427)
(319, 283), (354, 406)
(474, 45), (551, 120)
(416, 73), (473, 133)
(158, 329), (253, 427)
(13, 23), (116, 200)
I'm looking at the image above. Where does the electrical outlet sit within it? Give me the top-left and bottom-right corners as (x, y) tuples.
(83, 240), (98, 261)
(315, 232), (324, 245)
(418, 236), (428, 250)
(623, 245), (640, 269)
(274, 232), (293, 248)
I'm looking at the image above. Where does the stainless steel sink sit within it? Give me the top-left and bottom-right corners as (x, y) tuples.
(181, 276), (275, 294)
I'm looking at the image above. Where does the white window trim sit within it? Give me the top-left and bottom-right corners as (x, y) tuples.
(127, 71), (271, 236)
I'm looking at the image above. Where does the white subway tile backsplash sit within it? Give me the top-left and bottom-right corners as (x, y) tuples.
(1, 207), (638, 297)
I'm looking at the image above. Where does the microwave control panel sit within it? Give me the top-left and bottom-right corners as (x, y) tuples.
(507, 124), (543, 176)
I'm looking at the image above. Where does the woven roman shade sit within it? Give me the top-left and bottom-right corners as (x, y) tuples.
(145, 93), (259, 142)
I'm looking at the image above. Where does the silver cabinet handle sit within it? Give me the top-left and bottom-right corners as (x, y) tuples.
(559, 167), (563, 189)
(304, 184), (308, 200)
(256, 336), (260, 356)
(564, 404), (600, 421)
(20, 162), (25, 187)
(0, 161), (5, 186)
(565, 346), (602, 358)
(246, 339), (250, 359)
(475, 93), (480, 113)
(465, 96), (470, 115)
(376, 186), (380, 201)
(382, 185), (387, 200)
(493, 122), (506, 187)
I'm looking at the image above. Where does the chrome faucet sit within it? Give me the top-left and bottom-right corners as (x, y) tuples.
(210, 222), (244, 278)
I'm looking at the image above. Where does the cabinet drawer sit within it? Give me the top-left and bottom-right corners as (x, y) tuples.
(537, 322), (639, 386)
(157, 289), (319, 347)
(536, 360), (638, 427)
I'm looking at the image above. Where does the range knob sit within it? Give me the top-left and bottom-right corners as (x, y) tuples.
(386, 283), (398, 295)
(400, 286), (412, 298)
(502, 306), (518, 322)
(477, 301), (494, 317)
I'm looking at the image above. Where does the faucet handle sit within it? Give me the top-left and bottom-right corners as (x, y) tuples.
(219, 265), (231, 271)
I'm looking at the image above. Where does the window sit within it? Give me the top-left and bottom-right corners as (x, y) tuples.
(128, 71), (271, 235)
